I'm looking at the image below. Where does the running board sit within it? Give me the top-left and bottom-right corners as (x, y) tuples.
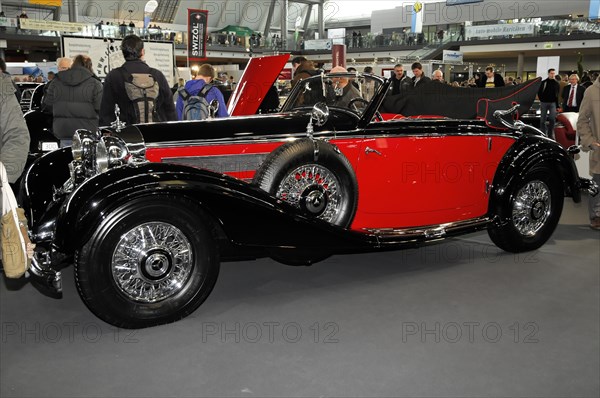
(363, 217), (490, 246)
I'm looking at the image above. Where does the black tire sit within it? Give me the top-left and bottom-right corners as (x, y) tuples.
(488, 167), (564, 253)
(253, 138), (358, 228)
(75, 195), (220, 329)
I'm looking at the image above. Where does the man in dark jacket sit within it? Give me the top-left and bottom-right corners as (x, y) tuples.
(44, 55), (103, 146)
(538, 68), (560, 137)
(99, 35), (177, 126)
(411, 62), (431, 88)
(477, 66), (505, 88)
(389, 63), (412, 95)
(560, 74), (586, 113)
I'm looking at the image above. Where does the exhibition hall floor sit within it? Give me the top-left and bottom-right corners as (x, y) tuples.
(1, 199), (598, 398)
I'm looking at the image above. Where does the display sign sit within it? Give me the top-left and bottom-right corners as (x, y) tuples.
(61, 37), (175, 85)
(20, 18), (87, 33)
(188, 9), (208, 62)
(0, 17), (18, 28)
(442, 50), (463, 64)
(327, 27), (346, 45)
(304, 39), (332, 50)
(536, 56), (560, 79)
(466, 23), (534, 39)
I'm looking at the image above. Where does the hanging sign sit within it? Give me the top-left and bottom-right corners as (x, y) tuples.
(188, 9), (208, 62)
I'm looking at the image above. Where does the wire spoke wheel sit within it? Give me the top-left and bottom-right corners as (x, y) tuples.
(488, 167), (563, 253)
(511, 181), (551, 236)
(75, 196), (220, 329)
(112, 222), (194, 303)
(276, 164), (342, 223)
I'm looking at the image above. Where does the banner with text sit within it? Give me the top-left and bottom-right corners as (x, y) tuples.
(20, 18), (87, 33)
(466, 23), (534, 39)
(188, 9), (208, 63)
(61, 37), (175, 85)
(442, 50), (463, 64)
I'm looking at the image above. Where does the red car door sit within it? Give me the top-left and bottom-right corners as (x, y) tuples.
(350, 124), (515, 230)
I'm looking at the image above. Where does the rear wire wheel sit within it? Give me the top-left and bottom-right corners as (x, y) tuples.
(488, 168), (564, 252)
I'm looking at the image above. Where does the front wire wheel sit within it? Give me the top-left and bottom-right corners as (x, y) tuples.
(111, 222), (194, 303)
(75, 196), (220, 329)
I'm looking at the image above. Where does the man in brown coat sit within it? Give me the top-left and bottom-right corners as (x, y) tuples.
(576, 75), (600, 229)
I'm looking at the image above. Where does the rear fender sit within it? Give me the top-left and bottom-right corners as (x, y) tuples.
(489, 135), (581, 222)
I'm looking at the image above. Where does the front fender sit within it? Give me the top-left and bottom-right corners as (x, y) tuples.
(489, 134), (581, 221)
(22, 147), (72, 226)
(54, 162), (369, 255)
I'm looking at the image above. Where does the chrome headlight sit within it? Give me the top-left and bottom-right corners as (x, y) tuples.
(69, 129), (133, 187)
(102, 136), (130, 166)
(72, 131), (83, 161)
(95, 139), (109, 174)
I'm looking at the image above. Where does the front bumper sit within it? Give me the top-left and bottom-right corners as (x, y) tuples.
(579, 177), (599, 197)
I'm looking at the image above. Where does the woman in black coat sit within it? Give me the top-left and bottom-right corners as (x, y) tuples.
(44, 55), (103, 146)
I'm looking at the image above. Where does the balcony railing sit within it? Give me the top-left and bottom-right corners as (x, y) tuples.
(1, 16), (598, 54)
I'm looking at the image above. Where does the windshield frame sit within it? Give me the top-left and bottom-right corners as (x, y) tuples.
(281, 72), (390, 124)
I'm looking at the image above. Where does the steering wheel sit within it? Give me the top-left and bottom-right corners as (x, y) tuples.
(348, 97), (383, 122)
(348, 97), (368, 112)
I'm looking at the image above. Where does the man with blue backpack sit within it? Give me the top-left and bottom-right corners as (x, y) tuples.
(176, 64), (229, 120)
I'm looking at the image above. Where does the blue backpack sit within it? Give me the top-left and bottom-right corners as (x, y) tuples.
(178, 83), (214, 120)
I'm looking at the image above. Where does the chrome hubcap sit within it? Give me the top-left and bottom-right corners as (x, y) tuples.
(112, 222), (193, 303)
(512, 180), (551, 236)
(276, 164), (342, 223)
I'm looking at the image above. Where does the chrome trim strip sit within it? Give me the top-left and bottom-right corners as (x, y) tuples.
(364, 216), (490, 239)
(145, 131), (516, 149)
(162, 153), (269, 172)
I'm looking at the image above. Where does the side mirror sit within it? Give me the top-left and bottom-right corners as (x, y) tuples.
(306, 102), (329, 138)
(311, 102), (329, 127)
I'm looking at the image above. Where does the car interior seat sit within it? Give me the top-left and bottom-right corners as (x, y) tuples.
(554, 112), (578, 149)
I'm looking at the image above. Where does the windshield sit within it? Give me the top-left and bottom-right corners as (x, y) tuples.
(282, 73), (385, 117)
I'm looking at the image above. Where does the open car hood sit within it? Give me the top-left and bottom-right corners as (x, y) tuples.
(227, 54), (290, 116)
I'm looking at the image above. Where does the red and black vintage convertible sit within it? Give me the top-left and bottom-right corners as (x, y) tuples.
(20, 55), (597, 328)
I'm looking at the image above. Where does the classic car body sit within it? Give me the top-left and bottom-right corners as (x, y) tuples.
(19, 55), (597, 328)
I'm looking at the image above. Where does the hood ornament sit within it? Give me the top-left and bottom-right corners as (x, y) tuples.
(110, 104), (127, 132)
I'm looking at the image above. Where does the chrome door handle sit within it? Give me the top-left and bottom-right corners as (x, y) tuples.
(365, 146), (382, 156)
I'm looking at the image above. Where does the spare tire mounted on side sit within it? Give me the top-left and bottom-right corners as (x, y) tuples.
(253, 138), (358, 228)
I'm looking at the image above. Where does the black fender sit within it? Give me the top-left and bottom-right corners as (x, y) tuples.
(21, 147), (72, 227)
(53, 162), (372, 256)
(489, 134), (581, 224)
